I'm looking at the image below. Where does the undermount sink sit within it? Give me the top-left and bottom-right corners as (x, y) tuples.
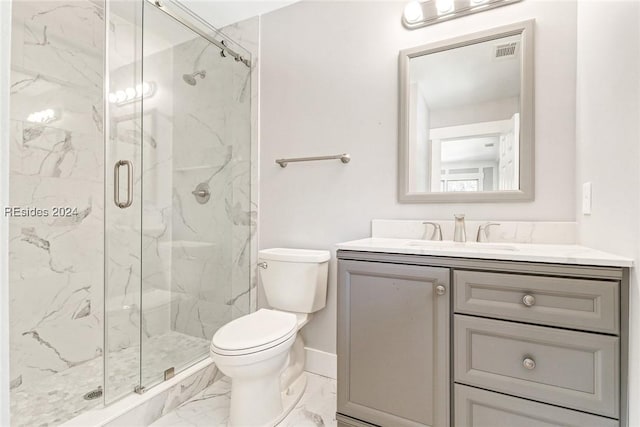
(405, 240), (518, 251)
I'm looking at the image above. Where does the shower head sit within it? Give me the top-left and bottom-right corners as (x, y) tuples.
(182, 70), (206, 86)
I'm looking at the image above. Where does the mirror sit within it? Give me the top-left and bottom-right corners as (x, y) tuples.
(398, 20), (534, 203)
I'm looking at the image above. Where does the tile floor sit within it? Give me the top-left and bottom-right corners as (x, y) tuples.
(10, 332), (210, 427)
(150, 372), (337, 427)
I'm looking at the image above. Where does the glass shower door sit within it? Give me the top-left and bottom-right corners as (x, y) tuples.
(104, 0), (144, 403)
(138, 0), (252, 389)
(105, 0), (252, 400)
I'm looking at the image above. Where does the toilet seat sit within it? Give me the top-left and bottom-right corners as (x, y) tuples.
(211, 309), (297, 356)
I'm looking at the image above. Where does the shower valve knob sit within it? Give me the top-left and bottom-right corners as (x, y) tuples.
(191, 183), (210, 204)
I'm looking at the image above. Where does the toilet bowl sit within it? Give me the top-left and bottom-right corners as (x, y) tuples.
(211, 309), (298, 426)
(210, 248), (330, 427)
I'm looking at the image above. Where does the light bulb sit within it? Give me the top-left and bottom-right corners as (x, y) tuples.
(141, 82), (151, 95)
(436, 0), (454, 14)
(471, 0), (487, 4)
(404, 1), (424, 23)
(116, 90), (126, 103)
(108, 93), (117, 103)
(135, 84), (143, 96)
(27, 108), (58, 123)
(125, 87), (136, 100)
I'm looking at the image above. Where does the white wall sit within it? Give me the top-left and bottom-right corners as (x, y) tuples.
(0, 0), (11, 424)
(575, 1), (640, 425)
(180, 1), (296, 29)
(260, 0), (577, 354)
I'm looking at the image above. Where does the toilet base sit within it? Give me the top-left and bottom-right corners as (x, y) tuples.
(275, 372), (308, 426)
(240, 372), (306, 427)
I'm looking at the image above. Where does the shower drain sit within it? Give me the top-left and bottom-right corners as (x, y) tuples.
(83, 386), (103, 401)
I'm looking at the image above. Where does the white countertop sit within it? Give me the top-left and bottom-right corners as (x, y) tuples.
(336, 238), (633, 267)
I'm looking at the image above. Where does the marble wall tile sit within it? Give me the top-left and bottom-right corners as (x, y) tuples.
(371, 219), (578, 244)
(168, 22), (256, 341)
(104, 22), (175, 397)
(10, 1), (259, 422)
(9, 0), (105, 412)
(220, 16), (260, 315)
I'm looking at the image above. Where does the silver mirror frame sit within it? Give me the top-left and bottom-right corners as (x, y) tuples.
(398, 20), (535, 203)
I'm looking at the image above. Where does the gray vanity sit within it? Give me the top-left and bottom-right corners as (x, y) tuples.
(335, 238), (631, 427)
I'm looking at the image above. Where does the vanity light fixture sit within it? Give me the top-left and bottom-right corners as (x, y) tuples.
(402, 0), (522, 29)
(27, 108), (59, 124)
(108, 81), (156, 106)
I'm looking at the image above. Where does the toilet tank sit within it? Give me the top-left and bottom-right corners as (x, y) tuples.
(259, 248), (330, 313)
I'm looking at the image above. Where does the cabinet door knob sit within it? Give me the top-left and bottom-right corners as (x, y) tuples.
(435, 285), (446, 296)
(522, 294), (536, 307)
(523, 357), (536, 370)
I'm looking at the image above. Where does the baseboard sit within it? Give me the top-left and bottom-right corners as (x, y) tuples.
(304, 347), (337, 379)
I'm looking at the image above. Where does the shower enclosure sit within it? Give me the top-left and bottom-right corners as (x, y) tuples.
(7, 0), (254, 425)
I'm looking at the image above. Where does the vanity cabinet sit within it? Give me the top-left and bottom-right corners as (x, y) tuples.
(336, 251), (628, 427)
(337, 260), (450, 427)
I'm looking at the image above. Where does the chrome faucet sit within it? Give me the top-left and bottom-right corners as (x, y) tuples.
(422, 222), (443, 241)
(453, 214), (466, 242)
(476, 222), (501, 242)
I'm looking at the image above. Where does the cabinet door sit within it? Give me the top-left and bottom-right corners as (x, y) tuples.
(337, 260), (450, 427)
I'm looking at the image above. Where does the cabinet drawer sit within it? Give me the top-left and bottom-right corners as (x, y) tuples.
(454, 315), (619, 418)
(455, 384), (619, 427)
(454, 270), (619, 333)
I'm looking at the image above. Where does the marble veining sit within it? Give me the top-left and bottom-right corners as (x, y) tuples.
(9, 0), (106, 411)
(11, 331), (209, 427)
(10, 1), (258, 424)
(102, 4), (257, 401)
(150, 373), (337, 427)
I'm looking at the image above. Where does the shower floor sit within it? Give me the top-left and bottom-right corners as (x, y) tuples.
(10, 331), (210, 427)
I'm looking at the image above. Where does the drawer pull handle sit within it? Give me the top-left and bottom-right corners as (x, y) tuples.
(523, 357), (536, 370)
(435, 285), (446, 296)
(522, 294), (536, 307)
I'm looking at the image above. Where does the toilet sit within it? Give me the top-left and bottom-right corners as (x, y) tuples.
(210, 248), (330, 427)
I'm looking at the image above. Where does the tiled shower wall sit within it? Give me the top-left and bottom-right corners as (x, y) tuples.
(168, 19), (257, 341)
(9, 0), (105, 392)
(104, 15), (257, 353)
(8, 0), (258, 422)
(220, 16), (260, 322)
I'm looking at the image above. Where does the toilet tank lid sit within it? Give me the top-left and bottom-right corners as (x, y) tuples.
(259, 248), (330, 263)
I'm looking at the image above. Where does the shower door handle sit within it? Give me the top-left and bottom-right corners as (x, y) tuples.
(114, 160), (133, 208)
